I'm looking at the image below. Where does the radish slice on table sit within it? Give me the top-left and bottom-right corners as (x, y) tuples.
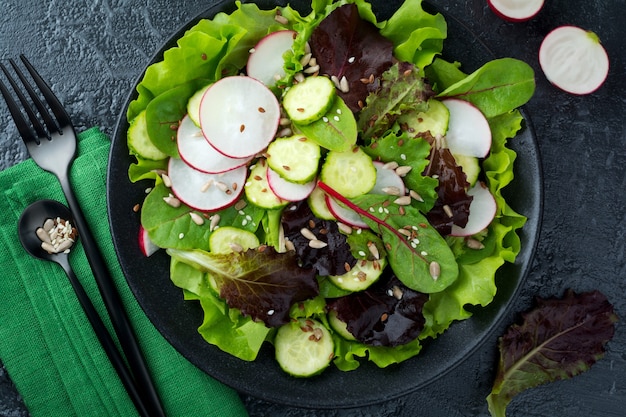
(487, 0), (544, 22)
(539, 26), (609, 95)
(247, 30), (296, 86)
(138, 225), (160, 257)
(177, 115), (251, 173)
(325, 195), (369, 229)
(442, 98), (492, 158)
(450, 182), (497, 237)
(370, 161), (407, 196)
(267, 167), (316, 201)
(168, 157), (246, 212)
(199, 76), (280, 158)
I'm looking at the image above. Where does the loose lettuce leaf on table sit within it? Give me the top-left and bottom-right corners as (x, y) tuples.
(487, 290), (618, 417)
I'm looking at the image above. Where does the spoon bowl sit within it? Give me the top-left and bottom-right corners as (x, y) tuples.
(18, 199), (76, 263)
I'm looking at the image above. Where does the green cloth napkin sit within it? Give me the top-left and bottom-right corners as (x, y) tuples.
(0, 128), (249, 417)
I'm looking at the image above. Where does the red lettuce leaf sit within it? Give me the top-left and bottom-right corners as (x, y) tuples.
(308, 3), (394, 113)
(487, 289), (619, 417)
(281, 200), (357, 276)
(423, 141), (472, 235)
(327, 275), (429, 347)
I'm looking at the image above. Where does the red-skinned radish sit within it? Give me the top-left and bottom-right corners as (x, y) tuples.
(177, 115), (252, 174)
(199, 76), (280, 158)
(441, 98), (492, 158)
(266, 167), (316, 201)
(168, 157), (246, 212)
(450, 182), (497, 237)
(539, 26), (609, 95)
(247, 30), (297, 87)
(325, 195), (369, 229)
(487, 0), (544, 22)
(138, 225), (160, 257)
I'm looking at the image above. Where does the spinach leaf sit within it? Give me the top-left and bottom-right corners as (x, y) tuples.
(487, 290), (618, 417)
(318, 182), (458, 293)
(437, 57), (535, 118)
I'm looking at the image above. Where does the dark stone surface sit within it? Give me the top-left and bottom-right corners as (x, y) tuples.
(1, 0), (625, 416)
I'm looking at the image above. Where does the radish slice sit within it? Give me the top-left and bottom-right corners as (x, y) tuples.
(325, 195), (369, 229)
(177, 115), (251, 174)
(442, 98), (492, 158)
(539, 26), (609, 95)
(138, 225), (160, 257)
(371, 161), (406, 196)
(247, 30), (296, 86)
(488, 0), (544, 22)
(267, 167), (316, 201)
(450, 182), (497, 237)
(168, 157), (246, 212)
(199, 76), (280, 158)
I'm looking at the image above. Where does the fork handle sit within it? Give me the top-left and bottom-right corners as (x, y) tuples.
(59, 177), (166, 417)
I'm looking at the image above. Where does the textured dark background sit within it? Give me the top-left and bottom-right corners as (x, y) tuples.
(1, 0), (625, 416)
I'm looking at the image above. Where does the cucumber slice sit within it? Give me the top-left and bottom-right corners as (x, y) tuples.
(266, 135), (321, 183)
(127, 110), (168, 161)
(320, 147), (376, 198)
(283, 76), (336, 125)
(275, 318), (334, 377)
(328, 258), (386, 292)
(397, 98), (449, 137)
(453, 153), (480, 187)
(209, 226), (260, 254)
(187, 84), (211, 127)
(244, 160), (288, 209)
(307, 186), (335, 220)
(327, 309), (356, 341)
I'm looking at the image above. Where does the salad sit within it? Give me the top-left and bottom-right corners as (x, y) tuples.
(126, 0), (535, 377)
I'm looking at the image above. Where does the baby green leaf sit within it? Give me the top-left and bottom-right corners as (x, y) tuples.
(487, 289), (618, 417)
(437, 57), (535, 118)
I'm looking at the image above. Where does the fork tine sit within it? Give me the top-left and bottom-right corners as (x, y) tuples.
(0, 64), (43, 144)
(9, 57), (60, 135)
(19, 55), (73, 128)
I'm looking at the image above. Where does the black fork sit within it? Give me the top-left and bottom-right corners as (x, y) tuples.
(0, 55), (166, 417)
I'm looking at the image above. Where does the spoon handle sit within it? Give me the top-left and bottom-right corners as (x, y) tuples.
(59, 176), (165, 417)
(57, 256), (151, 417)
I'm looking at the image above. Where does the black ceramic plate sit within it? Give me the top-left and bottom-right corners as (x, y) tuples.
(107, 0), (542, 409)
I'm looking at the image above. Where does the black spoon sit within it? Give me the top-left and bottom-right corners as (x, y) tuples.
(18, 199), (152, 417)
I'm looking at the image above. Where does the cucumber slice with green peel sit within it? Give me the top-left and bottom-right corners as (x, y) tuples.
(187, 84), (211, 126)
(283, 76), (336, 125)
(275, 318), (334, 377)
(327, 309), (356, 341)
(209, 226), (260, 254)
(266, 135), (321, 183)
(244, 160), (288, 209)
(320, 147), (376, 198)
(397, 98), (449, 137)
(328, 258), (386, 292)
(307, 186), (335, 220)
(453, 153), (480, 187)
(127, 110), (168, 161)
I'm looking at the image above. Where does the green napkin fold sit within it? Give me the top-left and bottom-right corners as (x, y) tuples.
(0, 128), (249, 417)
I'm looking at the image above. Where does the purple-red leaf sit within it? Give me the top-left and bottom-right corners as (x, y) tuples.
(217, 247), (319, 327)
(423, 140), (472, 235)
(308, 4), (394, 113)
(487, 289), (618, 417)
(281, 200), (357, 276)
(327, 275), (429, 347)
